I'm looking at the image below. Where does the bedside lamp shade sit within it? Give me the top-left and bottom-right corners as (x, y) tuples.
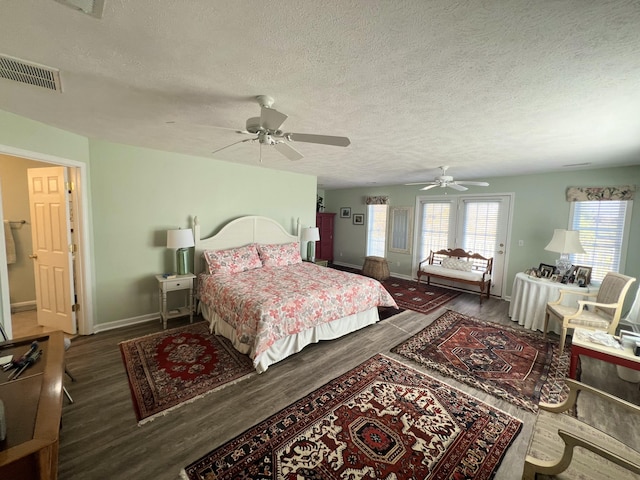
(167, 228), (195, 275)
(544, 229), (585, 275)
(301, 227), (320, 263)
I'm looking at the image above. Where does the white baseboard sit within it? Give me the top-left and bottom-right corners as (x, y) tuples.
(10, 301), (36, 313)
(92, 312), (160, 334)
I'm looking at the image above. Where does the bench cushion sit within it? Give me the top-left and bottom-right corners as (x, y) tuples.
(442, 257), (473, 272)
(420, 264), (485, 282)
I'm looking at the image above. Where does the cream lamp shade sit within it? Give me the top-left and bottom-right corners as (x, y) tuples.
(544, 229), (585, 275)
(167, 228), (195, 275)
(301, 227), (320, 262)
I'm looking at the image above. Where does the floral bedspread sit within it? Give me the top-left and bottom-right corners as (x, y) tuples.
(199, 263), (397, 364)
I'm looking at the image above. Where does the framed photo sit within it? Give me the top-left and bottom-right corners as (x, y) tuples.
(340, 207), (351, 218)
(550, 273), (559, 282)
(352, 213), (364, 225)
(538, 263), (555, 279)
(574, 265), (592, 285)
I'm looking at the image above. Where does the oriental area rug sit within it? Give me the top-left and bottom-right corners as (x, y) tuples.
(181, 354), (522, 480)
(381, 277), (461, 315)
(392, 310), (571, 412)
(119, 322), (254, 424)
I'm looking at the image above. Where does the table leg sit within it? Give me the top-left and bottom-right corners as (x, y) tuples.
(569, 350), (580, 379)
(188, 286), (193, 324)
(161, 289), (167, 329)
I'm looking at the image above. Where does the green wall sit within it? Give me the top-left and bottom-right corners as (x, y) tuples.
(324, 165), (640, 300)
(89, 140), (316, 324)
(0, 110), (317, 330)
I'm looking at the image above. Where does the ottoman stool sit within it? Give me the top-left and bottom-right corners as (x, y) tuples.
(362, 256), (390, 281)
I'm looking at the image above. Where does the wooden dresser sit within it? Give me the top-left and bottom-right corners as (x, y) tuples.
(0, 331), (64, 480)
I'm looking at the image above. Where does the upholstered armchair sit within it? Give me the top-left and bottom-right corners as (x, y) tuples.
(522, 379), (640, 479)
(544, 272), (636, 353)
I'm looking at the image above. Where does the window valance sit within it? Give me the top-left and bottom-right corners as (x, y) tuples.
(365, 196), (389, 205)
(566, 185), (635, 202)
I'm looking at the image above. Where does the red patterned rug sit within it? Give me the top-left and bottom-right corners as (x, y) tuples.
(381, 277), (461, 315)
(119, 322), (254, 424)
(181, 354), (522, 480)
(392, 310), (571, 412)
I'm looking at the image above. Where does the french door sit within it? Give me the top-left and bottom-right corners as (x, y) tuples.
(413, 194), (513, 297)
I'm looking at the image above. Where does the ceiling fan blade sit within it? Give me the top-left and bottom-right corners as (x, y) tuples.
(286, 133), (351, 147)
(261, 107), (288, 131)
(456, 181), (490, 186)
(274, 142), (304, 161)
(448, 183), (468, 191)
(420, 184), (439, 191)
(405, 181), (437, 186)
(212, 138), (254, 155)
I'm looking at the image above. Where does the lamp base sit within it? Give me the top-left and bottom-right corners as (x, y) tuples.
(176, 248), (190, 275)
(555, 254), (572, 277)
(306, 241), (315, 263)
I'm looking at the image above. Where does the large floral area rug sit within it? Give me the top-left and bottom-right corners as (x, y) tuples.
(181, 354), (522, 480)
(392, 310), (571, 412)
(119, 322), (254, 424)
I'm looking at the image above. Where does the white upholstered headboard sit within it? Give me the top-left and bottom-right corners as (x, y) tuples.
(192, 215), (301, 275)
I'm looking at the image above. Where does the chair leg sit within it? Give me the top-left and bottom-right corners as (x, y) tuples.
(65, 366), (76, 382)
(559, 327), (566, 354)
(63, 386), (74, 404)
(543, 311), (550, 339)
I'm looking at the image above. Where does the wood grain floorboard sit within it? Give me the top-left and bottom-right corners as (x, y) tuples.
(57, 294), (639, 480)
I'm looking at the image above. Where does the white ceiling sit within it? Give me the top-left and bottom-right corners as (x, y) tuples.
(1, 1), (640, 189)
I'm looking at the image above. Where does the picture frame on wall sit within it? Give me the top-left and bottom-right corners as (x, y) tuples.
(340, 207), (351, 218)
(353, 214), (364, 225)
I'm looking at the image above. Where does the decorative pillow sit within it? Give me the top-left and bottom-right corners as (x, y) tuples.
(257, 242), (302, 267)
(442, 257), (473, 272)
(203, 244), (262, 274)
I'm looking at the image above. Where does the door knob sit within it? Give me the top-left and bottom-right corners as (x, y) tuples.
(498, 250), (504, 255)
(29, 254), (38, 259)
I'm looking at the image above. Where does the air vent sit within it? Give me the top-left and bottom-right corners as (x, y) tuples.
(0, 54), (62, 92)
(54, 0), (105, 18)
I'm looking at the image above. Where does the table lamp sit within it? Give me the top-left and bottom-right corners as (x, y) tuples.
(544, 229), (585, 276)
(167, 228), (195, 275)
(301, 227), (320, 263)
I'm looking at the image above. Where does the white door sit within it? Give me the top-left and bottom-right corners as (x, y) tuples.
(414, 194), (512, 297)
(28, 166), (76, 334)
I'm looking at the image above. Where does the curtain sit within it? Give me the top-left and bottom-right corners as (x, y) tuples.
(566, 185), (635, 201)
(365, 196), (389, 205)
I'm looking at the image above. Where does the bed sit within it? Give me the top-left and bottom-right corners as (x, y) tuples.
(193, 215), (397, 373)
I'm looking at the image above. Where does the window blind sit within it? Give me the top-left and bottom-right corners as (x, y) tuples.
(366, 205), (388, 256)
(462, 200), (500, 259)
(418, 201), (452, 260)
(570, 200), (630, 282)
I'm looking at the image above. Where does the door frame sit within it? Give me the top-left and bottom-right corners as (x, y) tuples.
(0, 144), (94, 336)
(412, 192), (514, 299)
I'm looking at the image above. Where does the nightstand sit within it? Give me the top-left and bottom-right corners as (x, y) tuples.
(155, 273), (196, 329)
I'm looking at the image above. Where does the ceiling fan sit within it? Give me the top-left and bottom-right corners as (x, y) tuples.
(405, 166), (490, 191)
(211, 95), (351, 162)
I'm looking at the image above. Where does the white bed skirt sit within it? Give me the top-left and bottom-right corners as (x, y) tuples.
(200, 303), (380, 373)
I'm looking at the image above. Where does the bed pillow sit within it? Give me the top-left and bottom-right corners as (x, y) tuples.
(203, 244), (263, 274)
(442, 257), (473, 272)
(257, 242), (302, 267)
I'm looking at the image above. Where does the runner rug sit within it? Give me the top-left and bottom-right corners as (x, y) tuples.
(392, 310), (571, 412)
(381, 277), (461, 315)
(181, 354), (522, 480)
(119, 322), (254, 424)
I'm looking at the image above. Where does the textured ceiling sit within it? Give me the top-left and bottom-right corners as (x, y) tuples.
(1, 1), (640, 189)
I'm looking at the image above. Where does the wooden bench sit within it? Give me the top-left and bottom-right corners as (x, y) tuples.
(417, 248), (493, 303)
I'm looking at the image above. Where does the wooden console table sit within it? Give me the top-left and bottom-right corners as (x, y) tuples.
(0, 331), (64, 480)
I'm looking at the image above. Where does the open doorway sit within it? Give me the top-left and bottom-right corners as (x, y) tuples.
(0, 147), (93, 338)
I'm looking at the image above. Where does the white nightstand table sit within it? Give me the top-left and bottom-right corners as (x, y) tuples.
(155, 273), (196, 329)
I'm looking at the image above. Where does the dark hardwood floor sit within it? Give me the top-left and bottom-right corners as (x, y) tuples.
(57, 292), (639, 480)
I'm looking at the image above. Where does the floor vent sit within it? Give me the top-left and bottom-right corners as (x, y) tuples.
(0, 54), (62, 92)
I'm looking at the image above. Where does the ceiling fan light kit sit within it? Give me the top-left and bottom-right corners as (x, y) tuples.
(406, 166), (489, 191)
(212, 95), (351, 162)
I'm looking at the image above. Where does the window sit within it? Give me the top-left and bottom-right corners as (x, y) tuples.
(569, 200), (631, 283)
(366, 205), (388, 256)
(461, 200), (499, 260)
(418, 201), (452, 260)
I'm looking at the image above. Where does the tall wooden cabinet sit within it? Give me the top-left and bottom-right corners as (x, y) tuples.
(315, 212), (335, 262)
